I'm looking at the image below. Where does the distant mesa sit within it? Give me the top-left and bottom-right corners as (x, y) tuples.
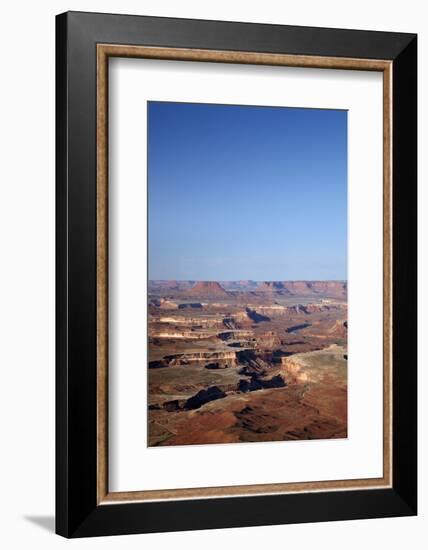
(221, 280), (258, 291)
(237, 280), (258, 288)
(257, 281), (290, 293)
(185, 281), (230, 297)
(307, 281), (347, 296)
(256, 280), (347, 298)
(148, 280), (178, 292)
(280, 281), (313, 294)
(148, 280), (194, 292)
(149, 279), (347, 298)
(155, 280), (180, 290)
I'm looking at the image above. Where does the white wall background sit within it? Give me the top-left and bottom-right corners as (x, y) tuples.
(0, 1), (424, 548)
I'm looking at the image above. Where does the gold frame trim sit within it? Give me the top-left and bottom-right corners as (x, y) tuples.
(96, 44), (393, 505)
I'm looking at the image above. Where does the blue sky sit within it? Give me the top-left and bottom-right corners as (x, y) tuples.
(148, 101), (347, 281)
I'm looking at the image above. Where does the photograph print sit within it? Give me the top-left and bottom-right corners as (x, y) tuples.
(148, 101), (348, 447)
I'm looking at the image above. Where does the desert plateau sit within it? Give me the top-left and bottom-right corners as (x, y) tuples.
(148, 280), (347, 446)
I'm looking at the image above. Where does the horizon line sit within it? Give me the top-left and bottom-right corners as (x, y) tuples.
(149, 279), (348, 282)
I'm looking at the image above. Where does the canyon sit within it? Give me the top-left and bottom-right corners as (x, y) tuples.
(148, 280), (347, 446)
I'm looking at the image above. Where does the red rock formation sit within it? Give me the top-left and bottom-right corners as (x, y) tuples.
(185, 281), (229, 297)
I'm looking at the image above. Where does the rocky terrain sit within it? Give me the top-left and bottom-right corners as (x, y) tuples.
(148, 280), (347, 446)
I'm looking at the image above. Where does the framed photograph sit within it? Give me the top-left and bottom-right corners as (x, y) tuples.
(56, 11), (417, 537)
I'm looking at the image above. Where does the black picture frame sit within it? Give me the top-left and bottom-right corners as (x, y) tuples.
(56, 11), (417, 538)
